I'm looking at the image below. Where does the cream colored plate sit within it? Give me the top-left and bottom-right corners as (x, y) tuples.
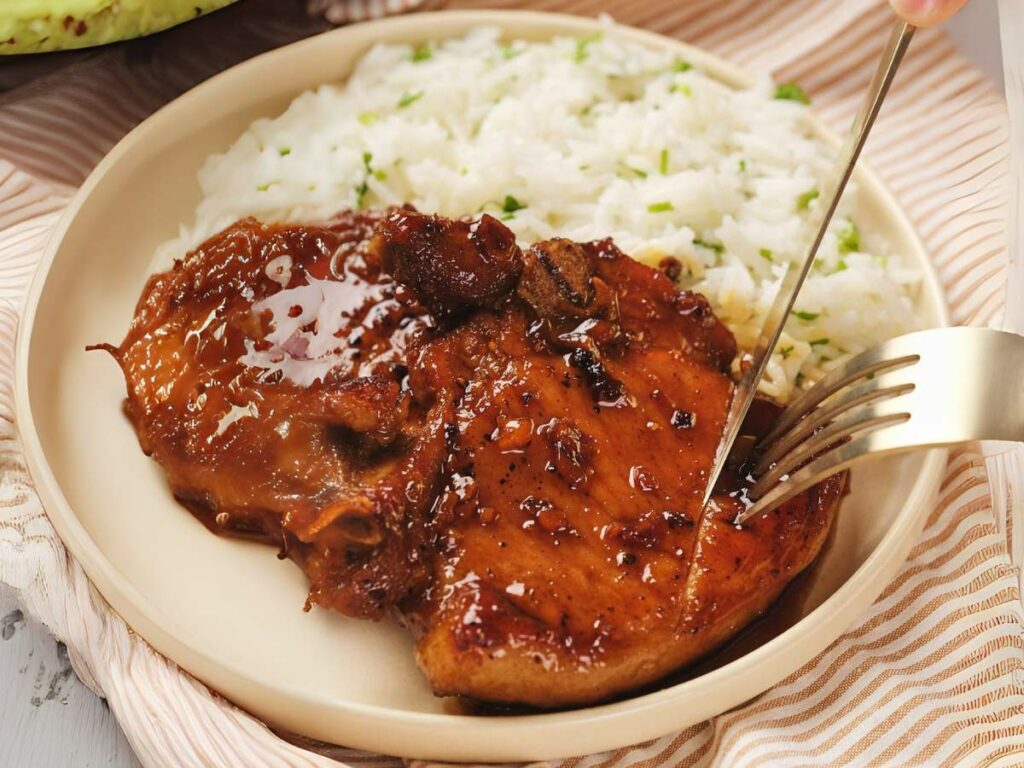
(15, 11), (949, 763)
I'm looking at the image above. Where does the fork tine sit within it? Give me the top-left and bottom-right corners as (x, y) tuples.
(753, 379), (915, 475)
(737, 416), (909, 525)
(757, 353), (919, 448)
(747, 409), (910, 499)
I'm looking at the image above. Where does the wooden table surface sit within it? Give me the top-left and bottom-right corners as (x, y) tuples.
(0, 3), (1004, 766)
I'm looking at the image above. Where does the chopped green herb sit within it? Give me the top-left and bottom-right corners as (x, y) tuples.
(797, 189), (820, 211)
(256, 182), (273, 192)
(573, 32), (603, 63)
(411, 43), (432, 62)
(866, 372), (876, 381)
(792, 310), (820, 321)
(500, 43), (523, 60)
(672, 59), (693, 72)
(774, 82), (810, 104)
(693, 237), (724, 254)
(659, 148), (670, 175)
(373, 169), (388, 181)
(502, 195), (527, 215)
(397, 90), (424, 108)
(738, 159), (747, 172)
(779, 345), (794, 360)
(355, 152), (376, 208)
(838, 221), (861, 253)
(835, 259), (848, 272)
(670, 83), (693, 97)
(647, 201), (675, 213)
(278, 147), (291, 157)
(623, 165), (648, 179)
(358, 111), (379, 126)
(809, 338), (830, 347)
(759, 248), (774, 262)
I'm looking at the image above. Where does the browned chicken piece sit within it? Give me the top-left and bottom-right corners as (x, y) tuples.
(99, 206), (845, 708)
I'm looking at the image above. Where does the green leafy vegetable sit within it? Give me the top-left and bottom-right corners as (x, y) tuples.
(647, 201), (675, 213)
(809, 338), (830, 347)
(774, 82), (810, 104)
(411, 43), (432, 62)
(278, 147), (291, 157)
(759, 248), (773, 262)
(672, 60), (693, 72)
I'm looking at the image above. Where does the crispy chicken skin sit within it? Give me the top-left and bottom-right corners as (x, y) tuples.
(99, 207), (845, 707)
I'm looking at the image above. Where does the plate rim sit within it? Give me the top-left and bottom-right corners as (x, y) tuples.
(14, 9), (952, 762)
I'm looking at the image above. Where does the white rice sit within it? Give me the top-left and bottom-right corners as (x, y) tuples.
(158, 24), (921, 402)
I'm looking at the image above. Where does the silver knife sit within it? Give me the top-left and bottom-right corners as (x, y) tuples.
(702, 19), (917, 509)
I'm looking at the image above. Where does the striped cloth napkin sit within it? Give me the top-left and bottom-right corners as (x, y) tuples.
(0, 1), (1022, 766)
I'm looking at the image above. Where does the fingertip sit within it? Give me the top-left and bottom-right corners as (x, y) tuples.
(890, 0), (969, 27)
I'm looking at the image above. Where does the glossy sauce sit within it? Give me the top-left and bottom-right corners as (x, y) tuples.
(99, 208), (846, 707)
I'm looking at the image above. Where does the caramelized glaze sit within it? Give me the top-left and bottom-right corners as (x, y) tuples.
(99, 207), (845, 706)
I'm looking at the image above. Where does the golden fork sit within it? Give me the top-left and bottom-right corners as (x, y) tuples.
(735, 327), (1024, 524)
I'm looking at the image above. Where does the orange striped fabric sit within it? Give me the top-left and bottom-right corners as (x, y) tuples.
(0, 2), (1020, 767)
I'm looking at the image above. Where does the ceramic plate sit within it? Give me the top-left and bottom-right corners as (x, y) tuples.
(15, 11), (949, 762)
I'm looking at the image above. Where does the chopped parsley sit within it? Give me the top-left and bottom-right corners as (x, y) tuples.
(373, 169), (388, 181)
(573, 32), (603, 63)
(759, 248), (774, 262)
(738, 159), (747, 172)
(670, 83), (693, 97)
(797, 189), (820, 211)
(809, 338), (830, 347)
(647, 201), (675, 213)
(779, 345), (794, 359)
(355, 152), (375, 208)
(774, 82), (810, 104)
(838, 221), (861, 253)
(500, 43), (523, 60)
(411, 43), (432, 62)
(621, 164), (647, 179)
(693, 237), (724, 254)
(792, 310), (820, 321)
(256, 182), (274, 192)
(397, 90), (424, 108)
(672, 60), (693, 72)
(358, 111), (378, 125)
(501, 195), (527, 218)
(278, 147), (291, 157)
(835, 259), (848, 272)
(659, 148), (670, 175)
